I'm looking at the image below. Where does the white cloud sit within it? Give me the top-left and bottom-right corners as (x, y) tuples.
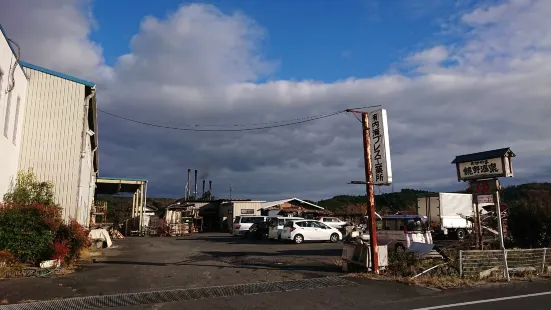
(0, 0), (113, 82)
(1, 0), (550, 200)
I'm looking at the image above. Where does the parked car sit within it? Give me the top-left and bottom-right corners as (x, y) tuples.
(316, 217), (348, 229)
(281, 219), (342, 244)
(232, 215), (268, 236)
(245, 222), (269, 239)
(268, 216), (304, 240)
(361, 214), (433, 252)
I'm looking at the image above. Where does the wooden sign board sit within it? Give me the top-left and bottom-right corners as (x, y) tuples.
(452, 148), (515, 182)
(470, 179), (500, 194)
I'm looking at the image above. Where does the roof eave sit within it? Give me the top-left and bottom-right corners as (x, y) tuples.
(19, 61), (95, 87)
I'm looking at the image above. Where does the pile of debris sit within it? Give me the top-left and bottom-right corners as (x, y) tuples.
(109, 229), (125, 239)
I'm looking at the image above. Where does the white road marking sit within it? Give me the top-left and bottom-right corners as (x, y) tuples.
(411, 291), (551, 310)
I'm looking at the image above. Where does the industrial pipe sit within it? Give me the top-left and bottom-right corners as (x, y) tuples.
(187, 169), (191, 200)
(194, 170), (198, 199)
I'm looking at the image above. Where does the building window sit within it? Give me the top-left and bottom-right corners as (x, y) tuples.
(241, 209), (254, 215)
(12, 96), (20, 145)
(3, 91), (12, 138)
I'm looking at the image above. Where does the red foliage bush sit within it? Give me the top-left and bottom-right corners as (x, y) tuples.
(56, 218), (91, 261)
(0, 202), (62, 231)
(0, 250), (17, 266)
(51, 240), (71, 261)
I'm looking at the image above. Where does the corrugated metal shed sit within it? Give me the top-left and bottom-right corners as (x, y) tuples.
(18, 63), (98, 225)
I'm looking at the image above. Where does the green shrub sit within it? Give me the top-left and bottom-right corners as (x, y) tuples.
(0, 169), (64, 265)
(508, 201), (551, 248)
(3, 169), (55, 206)
(0, 202), (62, 264)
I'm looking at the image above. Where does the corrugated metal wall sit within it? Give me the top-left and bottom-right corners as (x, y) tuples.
(233, 201), (263, 216)
(19, 68), (94, 224)
(0, 32), (28, 200)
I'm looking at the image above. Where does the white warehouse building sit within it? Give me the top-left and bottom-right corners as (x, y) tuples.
(0, 25), (28, 200)
(18, 61), (99, 226)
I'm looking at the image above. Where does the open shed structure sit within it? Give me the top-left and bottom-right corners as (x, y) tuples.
(95, 177), (148, 235)
(259, 198), (331, 218)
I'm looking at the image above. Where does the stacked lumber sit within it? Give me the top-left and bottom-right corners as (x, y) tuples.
(110, 229), (125, 239)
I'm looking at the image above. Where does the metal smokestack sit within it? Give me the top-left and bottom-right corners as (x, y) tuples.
(202, 180), (205, 197)
(209, 180), (212, 194)
(194, 170), (198, 199)
(187, 169), (191, 200)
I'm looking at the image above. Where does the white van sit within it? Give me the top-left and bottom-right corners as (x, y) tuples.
(268, 217), (304, 240)
(363, 215), (433, 251)
(232, 215), (268, 236)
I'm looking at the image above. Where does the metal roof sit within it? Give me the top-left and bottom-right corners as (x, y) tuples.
(95, 177), (147, 195)
(98, 177), (148, 182)
(260, 198), (324, 210)
(451, 147), (515, 164)
(19, 61), (95, 87)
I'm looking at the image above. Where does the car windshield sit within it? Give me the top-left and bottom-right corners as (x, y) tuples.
(284, 221), (294, 228)
(405, 218), (427, 232)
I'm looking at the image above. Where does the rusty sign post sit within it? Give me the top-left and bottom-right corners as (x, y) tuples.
(362, 112), (379, 273)
(348, 108), (392, 274)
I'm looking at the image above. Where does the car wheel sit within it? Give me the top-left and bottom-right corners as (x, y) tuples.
(395, 243), (406, 253)
(330, 233), (339, 243)
(456, 229), (467, 240)
(294, 234), (304, 244)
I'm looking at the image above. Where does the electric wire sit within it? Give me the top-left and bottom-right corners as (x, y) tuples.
(96, 105), (380, 132)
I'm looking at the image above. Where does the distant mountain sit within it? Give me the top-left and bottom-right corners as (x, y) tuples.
(96, 183), (551, 221)
(316, 183), (551, 213)
(316, 188), (432, 213)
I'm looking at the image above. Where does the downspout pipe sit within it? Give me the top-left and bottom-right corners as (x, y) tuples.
(76, 88), (96, 224)
(85, 147), (98, 228)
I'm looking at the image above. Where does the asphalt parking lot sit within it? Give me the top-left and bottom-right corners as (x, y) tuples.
(0, 233), (344, 303)
(3, 233), (551, 310)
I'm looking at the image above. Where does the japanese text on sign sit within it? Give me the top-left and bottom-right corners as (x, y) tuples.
(477, 195), (494, 204)
(369, 108), (392, 185)
(458, 157), (503, 180)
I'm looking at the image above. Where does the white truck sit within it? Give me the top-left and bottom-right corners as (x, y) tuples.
(417, 193), (473, 240)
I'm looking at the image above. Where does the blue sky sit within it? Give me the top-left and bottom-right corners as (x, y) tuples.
(91, 0), (463, 82)
(5, 0), (550, 200)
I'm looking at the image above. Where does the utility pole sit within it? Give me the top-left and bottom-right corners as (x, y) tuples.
(362, 112), (379, 274)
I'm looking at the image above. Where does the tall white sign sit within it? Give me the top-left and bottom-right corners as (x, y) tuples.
(369, 108), (392, 185)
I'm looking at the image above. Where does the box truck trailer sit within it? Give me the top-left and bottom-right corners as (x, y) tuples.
(417, 193), (474, 240)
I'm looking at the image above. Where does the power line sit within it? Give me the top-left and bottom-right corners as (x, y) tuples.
(97, 108), (343, 132)
(96, 105), (380, 132)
